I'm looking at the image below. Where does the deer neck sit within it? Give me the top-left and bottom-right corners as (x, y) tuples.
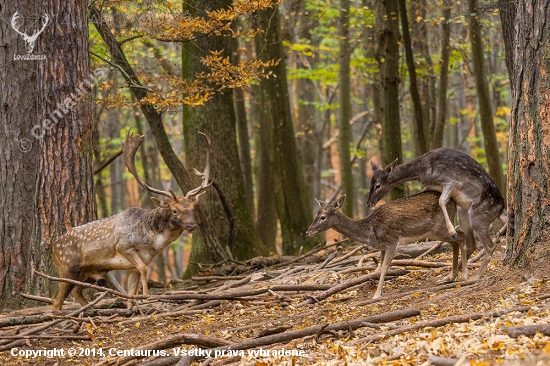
(388, 159), (425, 185)
(332, 212), (372, 244)
(145, 207), (182, 237)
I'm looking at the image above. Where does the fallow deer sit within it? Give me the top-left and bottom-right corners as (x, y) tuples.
(306, 191), (467, 299)
(52, 132), (211, 310)
(367, 148), (504, 280)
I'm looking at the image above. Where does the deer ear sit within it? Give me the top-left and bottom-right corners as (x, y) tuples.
(333, 195), (346, 210)
(370, 159), (380, 171)
(386, 158), (398, 174)
(315, 198), (326, 208)
(151, 197), (170, 209)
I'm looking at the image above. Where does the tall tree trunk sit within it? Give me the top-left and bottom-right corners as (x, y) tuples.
(433, 0), (452, 149)
(497, 0), (517, 84)
(255, 3), (319, 254)
(467, 0), (506, 197)
(505, 0), (550, 267)
(0, 0), (95, 309)
(398, 0), (428, 157)
(338, 0), (354, 216)
(182, 0), (267, 260)
(380, 0), (404, 201)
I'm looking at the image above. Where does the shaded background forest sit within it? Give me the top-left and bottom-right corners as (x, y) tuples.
(88, 0), (510, 285)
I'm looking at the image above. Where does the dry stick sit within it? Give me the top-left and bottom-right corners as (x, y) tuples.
(120, 304), (220, 325)
(269, 240), (349, 269)
(501, 324), (550, 337)
(0, 335), (92, 340)
(0, 292), (107, 352)
(95, 333), (231, 366)
(428, 356), (464, 366)
(296, 269), (409, 307)
(350, 304), (534, 345)
(34, 270), (140, 300)
(175, 308), (420, 365)
(316, 248), (341, 270)
(330, 244), (366, 266)
(417, 241), (443, 259)
(355, 280), (478, 306)
(19, 293), (55, 304)
(192, 275), (248, 282)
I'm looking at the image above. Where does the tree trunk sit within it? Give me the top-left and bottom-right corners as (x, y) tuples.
(467, 0), (506, 197)
(505, 0), (550, 267)
(255, 3), (319, 254)
(398, 0), (428, 157)
(380, 0), (404, 201)
(0, 0), (95, 309)
(182, 0), (267, 261)
(497, 0), (517, 84)
(433, 0), (452, 149)
(338, 0), (354, 216)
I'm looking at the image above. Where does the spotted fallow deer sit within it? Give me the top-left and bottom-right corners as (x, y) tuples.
(367, 148), (504, 280)
(306, 191), (467, 299)
(52, 132), (211, 310)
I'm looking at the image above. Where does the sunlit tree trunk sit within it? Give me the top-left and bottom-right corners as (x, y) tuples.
(505, 0), (550, 267)
(0, 0), (95, 309)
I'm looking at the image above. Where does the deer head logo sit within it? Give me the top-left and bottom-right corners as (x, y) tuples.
(11, 12), (50, 54)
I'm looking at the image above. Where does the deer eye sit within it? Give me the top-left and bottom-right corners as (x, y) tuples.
(172, 209), (178, 215)
(320, 215), (326, 221)
(375, 183), (381, 190)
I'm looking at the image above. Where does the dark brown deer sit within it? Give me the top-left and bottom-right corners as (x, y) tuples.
(306, 191), (467, 299)
(52, 132), (211, 310)
(367, 148), (504, 280)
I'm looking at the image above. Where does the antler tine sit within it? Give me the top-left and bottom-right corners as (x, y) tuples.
(37, 14), (49, 35)
(11, 12), (26, 37)
(122, 131), (172, 198)
(185, 132), (212, 199)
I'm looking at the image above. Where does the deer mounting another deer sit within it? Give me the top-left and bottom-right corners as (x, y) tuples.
(52, 132), (212, 310)
(306, 191), (467, 299)
(367, 148), (504, 281)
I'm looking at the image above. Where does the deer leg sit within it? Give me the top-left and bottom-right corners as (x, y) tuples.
(440, 241), (460, 283)
(120, 250), (149, 295)
(471, 225), (495, 280)
(127, 271), (140, 309)
(458, 207), (476, 260)
(438, 184), (459, 239)
(71, 286), (89, 306)
(375, 250), (385, 272)
(372, 244), (396, 299)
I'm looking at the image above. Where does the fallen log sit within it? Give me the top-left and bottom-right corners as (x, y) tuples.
(501, 324), (550, 338)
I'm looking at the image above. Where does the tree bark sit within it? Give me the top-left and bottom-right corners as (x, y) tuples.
(0, 0), (95, 309)
(398, 0), (428, 157)
(433, 0), (452, 149)
(380, 0), (404, 201)
(338, 0), (354, 216)
(497, 0), (517, 84)
(467, 0), (506, 197)
(182, 0), (267, 260)
(255, 3), (319, 254)
(505, 0), (550, 267)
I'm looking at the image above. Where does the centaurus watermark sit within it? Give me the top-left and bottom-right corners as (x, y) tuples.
(18, 67), (108, 153)
(11, 12), (49, 60)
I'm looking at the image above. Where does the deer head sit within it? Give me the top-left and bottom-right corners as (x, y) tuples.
(306, 195), (346, 237)
(11, 12), (49, 54)
(367, 158), (398, 207)
(122, 131), (212, 232)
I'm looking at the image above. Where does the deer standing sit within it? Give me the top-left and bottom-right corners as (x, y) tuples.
(11, 12), (49, 54)
(52, 132), (211, 310)
(306, 191), (467, 299)
(367, 148), (504, 280)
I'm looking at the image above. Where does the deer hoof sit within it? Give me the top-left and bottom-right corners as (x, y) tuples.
(452, 232), (458, 240)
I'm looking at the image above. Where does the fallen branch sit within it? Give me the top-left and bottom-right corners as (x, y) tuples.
(296, 269), (409, 307)
(417, 241), (443, 259)
(501, 324), (550, 337)
(192, 275), (248, 282)
(428, 356), (466, 366)
(351, 304), (534, 345)
(20, 293), (54, 304)
(0, 335), (92, 340)
(330, 244), (366, 265)
(0, 292), (107, 351)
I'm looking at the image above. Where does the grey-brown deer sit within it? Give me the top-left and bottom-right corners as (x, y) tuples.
(306, 191), (467, 299)
(52, 132), (211, 310)
(367, 148), (504, 280)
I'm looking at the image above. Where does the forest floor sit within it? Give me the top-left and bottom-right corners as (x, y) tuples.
(0, 236), (549, 366)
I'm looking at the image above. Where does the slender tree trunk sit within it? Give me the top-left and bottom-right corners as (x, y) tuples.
(255, 3), (319, 254)
(498, 0), (517, 84)
(505, 0), (550, 267)
(433, 0), (452, 149)
(0, 0), (95, 309)
(338, 0), (354, 216)
(467, 0), (506, 197)
(380, 0), (404, 201)
(398, 0), (428, 157)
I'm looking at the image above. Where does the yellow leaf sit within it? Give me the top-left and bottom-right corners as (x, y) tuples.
(135, 322), (141, 328)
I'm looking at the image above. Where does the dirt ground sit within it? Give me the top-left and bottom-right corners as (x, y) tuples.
(0, 239), (549, 366)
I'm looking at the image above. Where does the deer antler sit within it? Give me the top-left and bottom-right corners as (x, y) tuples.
(185, 132), (212, 199)
(35, 14), (49, 38)
(122, 132), (172, 198)
(11, 12), (27, 38)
